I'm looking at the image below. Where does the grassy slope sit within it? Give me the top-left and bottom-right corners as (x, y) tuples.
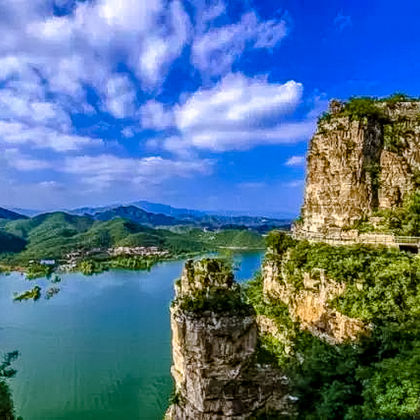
(185, 228), (265, 249)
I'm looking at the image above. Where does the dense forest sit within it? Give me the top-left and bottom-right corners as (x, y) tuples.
(0, 212), (266, 271)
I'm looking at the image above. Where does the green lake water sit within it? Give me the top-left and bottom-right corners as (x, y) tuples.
(0, 252), (263, 420)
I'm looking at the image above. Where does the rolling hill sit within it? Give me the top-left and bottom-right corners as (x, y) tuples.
(0, 207), (27, 221)
(0, 212), (208, 260)
(93, 205), (178, 226)
(0, 231), (27, 253)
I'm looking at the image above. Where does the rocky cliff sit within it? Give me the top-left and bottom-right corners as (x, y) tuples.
(166, 259), (293, 420)
(297, 97), (420, 235)
(262, 252), (368, 344)
(165, 95), (420, 419)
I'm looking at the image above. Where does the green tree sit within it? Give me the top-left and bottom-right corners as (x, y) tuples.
(0, 351), (21, 420)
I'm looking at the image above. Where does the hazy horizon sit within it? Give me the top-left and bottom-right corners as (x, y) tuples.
(5, 199), (298, 219)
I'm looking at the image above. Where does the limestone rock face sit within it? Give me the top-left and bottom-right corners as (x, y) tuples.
(166, 259), (292, 420)
(262, 258), (368, 344)
(298, 100), (420, 234)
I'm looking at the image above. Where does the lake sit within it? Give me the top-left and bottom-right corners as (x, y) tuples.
(0, 251), (264, 420)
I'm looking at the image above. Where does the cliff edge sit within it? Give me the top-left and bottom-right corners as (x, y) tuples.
(166, 259), (293, 419)
(296, 96), (420, 237)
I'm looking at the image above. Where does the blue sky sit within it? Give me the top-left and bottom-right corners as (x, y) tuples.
(0, 0), (419, 215)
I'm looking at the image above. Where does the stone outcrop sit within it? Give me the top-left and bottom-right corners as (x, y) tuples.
(166, 259), (293, 420)
(297, 99), (420, 235)
(262, 256), (368, 344)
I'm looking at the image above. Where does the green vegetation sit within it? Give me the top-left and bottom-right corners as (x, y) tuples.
(77, 255), (163, 275)
(0, 213), (207, 263)
(174, 258), (254, 316)
(13, 286), (41, 302)
(318, 93), (419, 124)
(342, 97), (388, 121)
(0, 351), (21, 420)
(267, 233), (418, 323)
(383, 122), (409, 153)
(245, 233), (420, 419)
(50, 275), (61, 283)
(374, 190), (420, 236)
(383, 92), (417, 107)
(0, 212), (266, 276)
(364, 161), (381, 198)
(185, 228), (265, 249)
(0, 213), (265, 262)
(25, 263), (53, 280)
(176, 286), (253, 316)
(351, 189), (420, 236)
(265, 230), (296, 255)
(0, 232), (26, 254)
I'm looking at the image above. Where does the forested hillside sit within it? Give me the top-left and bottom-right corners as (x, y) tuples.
(0, 212), (267, 266)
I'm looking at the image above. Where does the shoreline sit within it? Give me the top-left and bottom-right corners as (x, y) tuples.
(0, 248), (266, 279)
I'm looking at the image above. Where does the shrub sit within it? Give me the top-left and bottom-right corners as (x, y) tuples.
(176, 287), (253, 316)
(244, 241), (420, 419)
(0, 351), (20, 420)
(266, 231), (296, 255)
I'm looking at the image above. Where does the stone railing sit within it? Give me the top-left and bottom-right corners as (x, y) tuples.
(292, 229), (420, 250)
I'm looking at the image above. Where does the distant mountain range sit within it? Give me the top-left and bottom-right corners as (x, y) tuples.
(92, 205), (178, 226)
(71, 201), (294, 229)
(2, 201), (294, 231)
(10, 200), (295, 220)
(85, 205), (291, 231)
(131, 201), (207, 218)
(0, 202), (287, 259)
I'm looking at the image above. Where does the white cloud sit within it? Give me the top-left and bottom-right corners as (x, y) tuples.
(192, 11), (288, 76)
(0, 59), (72, 130)
(170, 72), (314, 151)
(121, 127), (135, 138)
(4, 148), (52, 171)
(285, 155), (305, 167)
(140, 100), (174, 130)
(137, 0), (190, 88)
(176, 74), (302, 130)
(0, 121), (100, 152)
(179, 122), (314, 152)
(0, 0), (191, 100)
(0, 0), (311, 208)
(104, 74), (136, 118)
(62, 154), (213, 189)
(196, 0), (226, 30)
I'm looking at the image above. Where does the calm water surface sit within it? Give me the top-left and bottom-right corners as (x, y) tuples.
(0, 251), (263, 420)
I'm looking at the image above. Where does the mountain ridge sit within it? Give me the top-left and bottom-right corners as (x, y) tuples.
(0, 207), (27, 221)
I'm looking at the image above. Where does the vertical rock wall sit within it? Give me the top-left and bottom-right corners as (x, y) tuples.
(298, 100), (420, 234)
(166, 259), (292, 420)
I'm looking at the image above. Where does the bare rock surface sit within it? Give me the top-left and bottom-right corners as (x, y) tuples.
(166, 259), (293, 419)
(297, 100), (420, 235)
(262, 258), (368, 344)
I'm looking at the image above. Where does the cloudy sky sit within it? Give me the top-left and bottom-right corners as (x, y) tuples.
(1, 0), (419, 214)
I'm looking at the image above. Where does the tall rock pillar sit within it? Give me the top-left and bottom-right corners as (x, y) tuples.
(166, 258), (291, 419)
